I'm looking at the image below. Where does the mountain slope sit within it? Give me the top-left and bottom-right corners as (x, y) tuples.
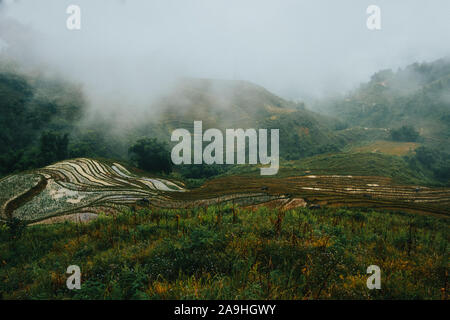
(143, 78), (345, 160)
(322, 58), (450, 150)
(1, 158), (449, 226)
(0, 69), (85, 175)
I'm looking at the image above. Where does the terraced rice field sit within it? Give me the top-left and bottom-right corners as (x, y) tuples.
(0, 159), (281, 224)
(0, 159), (177, 223)
(178, 175), (450, 217)
(352, 140), (420, 156)
(0, 158), (448, 224)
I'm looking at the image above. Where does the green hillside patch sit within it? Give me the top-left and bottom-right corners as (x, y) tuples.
(0, 206), (448, 299)
(351, 140), (420, 156)
(224, 152), (436, 186)
(288, 153), (433, 185)
(323, 58), (450, 153)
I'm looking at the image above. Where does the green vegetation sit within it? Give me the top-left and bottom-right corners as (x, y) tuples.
(351, 140), (419, 156)
(1, 58), (449, 187)
(407, 146), (450, 184)
(0, 68), (346, 179)
(221, 152), (439, 186)
(0, 70), (84, 176)
(322, 58), (450, 153)
(0, 206), (448, 299)
(178, 164), (227, 179)
(390, 125), (420, 142)
(128, 138), (173, 174)
(0, 58), (449, 301)
(38, 131), (70, 166)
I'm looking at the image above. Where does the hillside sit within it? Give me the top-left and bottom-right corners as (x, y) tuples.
(225, 152), (435, 184)
(1, 62), (449, 302)
(0, 70), (85, 175)
(0, 71), (349, 177)
(1, 204), (448, 299)
(321, 58), (450, 151)
(0, 58), (448, 188)
(139, 78), (346, 160)
(1, 158), (449, 227)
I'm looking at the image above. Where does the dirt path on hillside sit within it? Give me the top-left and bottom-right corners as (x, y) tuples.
(4, 175), (48, 219)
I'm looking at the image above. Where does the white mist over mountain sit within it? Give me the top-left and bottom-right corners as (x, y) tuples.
(0, 0), (449, 105)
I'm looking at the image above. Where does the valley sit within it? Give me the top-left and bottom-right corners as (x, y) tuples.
(0, 57), (449, 300)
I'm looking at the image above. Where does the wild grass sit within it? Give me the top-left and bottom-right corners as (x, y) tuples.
(0, 205), (448, 299)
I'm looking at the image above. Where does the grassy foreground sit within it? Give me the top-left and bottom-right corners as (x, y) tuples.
(0, 205), (448, 299)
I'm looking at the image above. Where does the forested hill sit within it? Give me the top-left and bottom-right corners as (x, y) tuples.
(1, 58), (449, 185)
(0, 69), (347, 177)
(0, 70), (85, 176)
(146, 78), (346, 160)
(321, 58), (450, 151)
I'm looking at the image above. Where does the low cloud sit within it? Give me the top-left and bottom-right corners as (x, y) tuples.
(0, 0), (449, 109)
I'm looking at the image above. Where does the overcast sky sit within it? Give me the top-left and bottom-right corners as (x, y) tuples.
(0, 0), (449, 103)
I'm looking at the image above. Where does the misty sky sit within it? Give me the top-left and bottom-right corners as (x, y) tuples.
(0, 0), (449, 103)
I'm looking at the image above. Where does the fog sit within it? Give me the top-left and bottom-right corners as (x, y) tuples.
(0, 0), (449, 107)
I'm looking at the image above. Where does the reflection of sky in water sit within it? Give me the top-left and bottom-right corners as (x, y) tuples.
(142, 178), (176, 192)
(112, 165), (183, 192)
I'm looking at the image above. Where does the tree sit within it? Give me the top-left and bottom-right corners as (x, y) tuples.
(69, 130), (112, 159)
(128, 138), (172, 174)
(413, 146), (450, 183)
(178, 163), (224, 179)
(390, 125), (419, 142)
(39, 131), (69, 165)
